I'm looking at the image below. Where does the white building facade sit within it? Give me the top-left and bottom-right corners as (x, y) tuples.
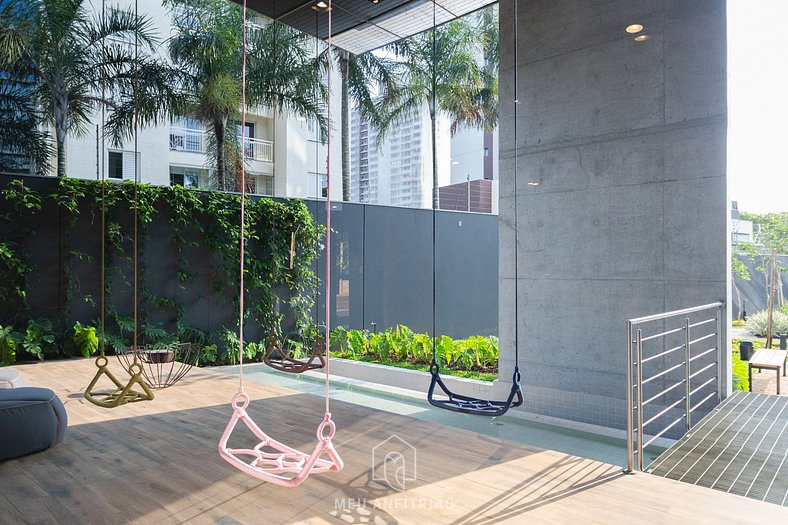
(60, 0), (341, 201)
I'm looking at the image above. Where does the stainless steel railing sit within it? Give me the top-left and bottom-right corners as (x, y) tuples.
(626, 302), (724, 472)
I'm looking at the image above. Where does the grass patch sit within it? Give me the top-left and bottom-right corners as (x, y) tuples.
(731, 348), (749, 391)
(732, 319), (746, 328)
(731, 338), (767, 391)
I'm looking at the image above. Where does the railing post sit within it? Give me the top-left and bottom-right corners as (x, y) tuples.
(636, 328), (644, 471)
(626, 320), (634, 473)
(684, 317), (692, 431)
(716, 306), (722, 403)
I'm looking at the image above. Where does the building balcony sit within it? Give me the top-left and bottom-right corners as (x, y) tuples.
(169, 128), (274, 163)
(243, 137), (273, 162)
(169, 127), (206, 153)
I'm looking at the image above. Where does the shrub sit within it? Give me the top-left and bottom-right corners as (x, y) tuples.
(0, 325), (19, 366)
(329, 325), (498, 373)
(745, 309), (788, 337)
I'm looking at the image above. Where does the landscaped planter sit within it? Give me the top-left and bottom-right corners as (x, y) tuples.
(325, 358), (514, 401)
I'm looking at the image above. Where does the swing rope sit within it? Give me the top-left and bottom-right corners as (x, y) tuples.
(426, 0), (522, 416)
(84, 0), (153, 408)
(324, 2), (333, 419)
(261, 5), (326, 374)
(512, 0), (522, 386)
(219, 0), (342, 486)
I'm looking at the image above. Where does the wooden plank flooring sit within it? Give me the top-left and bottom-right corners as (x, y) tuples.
(2, 359), (787, 524)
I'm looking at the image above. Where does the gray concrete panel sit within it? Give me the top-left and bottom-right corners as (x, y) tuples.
(436, 212), (499, 338)
(499, 0), (728, 430)
(362, 205), (434, 335)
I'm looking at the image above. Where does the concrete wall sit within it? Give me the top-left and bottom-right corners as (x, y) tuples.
(497, 0), (728, 430)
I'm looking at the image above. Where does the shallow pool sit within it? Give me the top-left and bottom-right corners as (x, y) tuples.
(217, 363), (666, 468)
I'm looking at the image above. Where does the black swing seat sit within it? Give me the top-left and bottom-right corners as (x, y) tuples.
(264, 333), (326, 374)
(428, 364), (523, 417)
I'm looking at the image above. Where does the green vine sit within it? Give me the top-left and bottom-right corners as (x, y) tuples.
(0, 180), (42, 318)
(0, 176), (323, 362)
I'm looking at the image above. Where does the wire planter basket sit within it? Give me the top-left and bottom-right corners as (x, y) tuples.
(116, 343), (202, 389)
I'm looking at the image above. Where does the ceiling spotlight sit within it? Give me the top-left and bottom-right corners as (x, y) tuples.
(634, 34), (650, 42)
(312, 1), (331, 11)
(370, 0), (381, 4)
(626, 23), (644, 34)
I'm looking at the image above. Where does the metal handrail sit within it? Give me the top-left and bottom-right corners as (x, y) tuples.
(626, 301), (724, 473)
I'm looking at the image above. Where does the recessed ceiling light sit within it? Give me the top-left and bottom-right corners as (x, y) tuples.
(451, 161), (460, 165)
(634, 34), (650, 42)
(527, 182), (539, 186)
(626, 23), (644, 34)
(312, 1), (331, 11)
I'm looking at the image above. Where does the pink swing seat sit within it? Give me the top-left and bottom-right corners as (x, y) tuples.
(218, 393), (343, 487)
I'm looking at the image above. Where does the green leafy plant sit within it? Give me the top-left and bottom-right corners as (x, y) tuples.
(0, 324), (20, 366)
(0, 180), (41, 311)
(20, 318), (56, 361)
(330, 324), (499, 376)
(73, 322), (99, 358)
(201, 344), (218, 364)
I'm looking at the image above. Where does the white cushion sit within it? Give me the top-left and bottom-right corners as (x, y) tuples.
(0, 369), (28, 388)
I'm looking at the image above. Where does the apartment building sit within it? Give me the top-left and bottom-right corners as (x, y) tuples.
(350, 104), (451, 208)
(60, 0), (341, 200)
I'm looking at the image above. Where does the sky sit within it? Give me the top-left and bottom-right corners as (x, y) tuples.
(728, 0), (788, 215)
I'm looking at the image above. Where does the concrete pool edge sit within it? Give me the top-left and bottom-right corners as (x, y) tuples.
(216, 360), (676, 455)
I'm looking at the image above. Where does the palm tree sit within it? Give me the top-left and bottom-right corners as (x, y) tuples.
(0, 0), (181, 177)
(0, 68), (51, 175)
(335, 49), (401, 201)
(379, 14), (496, 208)
(166, 0), (327, 192)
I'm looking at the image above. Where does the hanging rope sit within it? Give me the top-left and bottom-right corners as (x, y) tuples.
(84, 0), (153, 408)
(512, 0), (521, 385)
(324, 0), (334, 420)
(218, 0), (342, 486)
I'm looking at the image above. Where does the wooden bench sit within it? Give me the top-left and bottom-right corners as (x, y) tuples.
(749, 348), (788, 395)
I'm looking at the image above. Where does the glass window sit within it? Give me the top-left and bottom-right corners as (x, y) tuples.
(108, 151), (123, 179)
(170, 166), (202, 188)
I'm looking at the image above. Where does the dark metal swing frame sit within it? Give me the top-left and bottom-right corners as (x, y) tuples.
(264, 332), (326, 373)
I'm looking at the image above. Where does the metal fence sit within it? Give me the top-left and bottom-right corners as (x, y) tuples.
(626, 302), (724, 472)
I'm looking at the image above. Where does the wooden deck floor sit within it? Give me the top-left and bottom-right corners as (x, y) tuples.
(2, 359), (787, 524)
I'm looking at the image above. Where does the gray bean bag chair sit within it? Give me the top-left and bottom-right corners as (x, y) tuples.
(0, 387), (67, 461)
